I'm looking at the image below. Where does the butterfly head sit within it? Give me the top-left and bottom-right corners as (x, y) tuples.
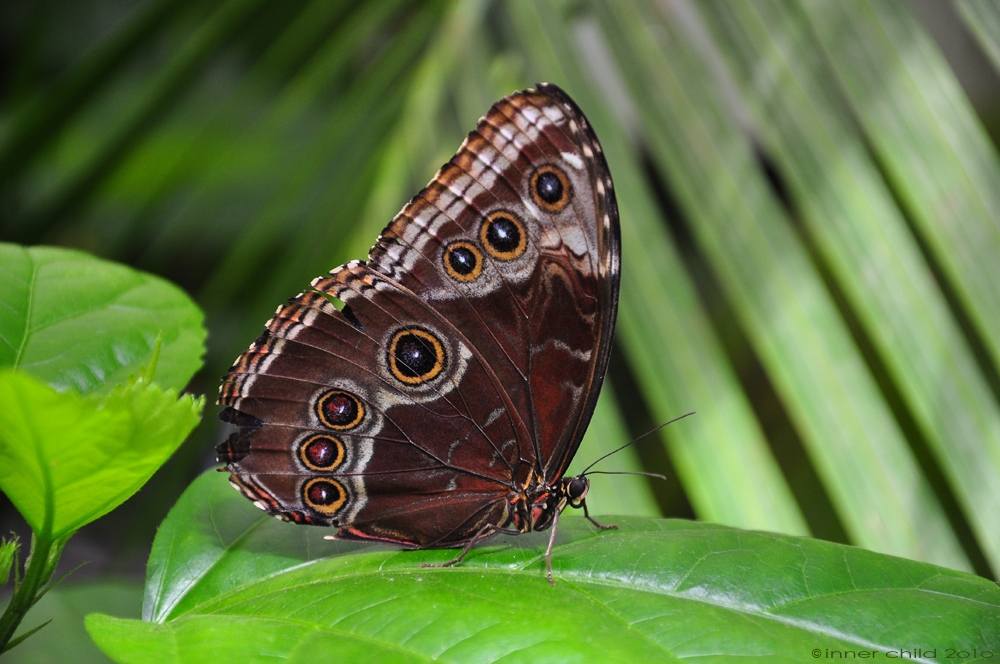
(514, 475), (592, 533)
(563, 475), (590, 508)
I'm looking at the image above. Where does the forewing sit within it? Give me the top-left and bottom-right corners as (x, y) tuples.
(366, 84), (620, 480)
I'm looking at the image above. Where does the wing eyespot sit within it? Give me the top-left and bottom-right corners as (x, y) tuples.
(302, 478), (347, 516)
(443, 241), (483, 282)
(388, 328), (446, 384)
(480, 211), (527, 261)
(316, 390), (365, 430)
(530, 164), (571, 213)
(298, 434), (346, 471)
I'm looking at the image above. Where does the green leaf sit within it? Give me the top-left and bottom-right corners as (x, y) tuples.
(11, 0), (270, 237)
(140, 469), (368, 623)
(90, 471), (999, 663)
(956, 0), (1000, 74)
(0, 370), (203, 539)
(797, 0), (1000, 577)
(698, 0), (1000, 577)
(595, 0), (967, 571)
(802, 1), (1000, 376)
(0, 244), (205, 394)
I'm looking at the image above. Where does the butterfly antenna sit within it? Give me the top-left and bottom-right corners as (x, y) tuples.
(584, 470), (668, 480)
(580, 412), (695, 476)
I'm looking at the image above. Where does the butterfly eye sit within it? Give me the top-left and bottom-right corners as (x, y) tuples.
(568, 477), (589, 503)
(316, 389), (365, 430)
(480, 211), (527, 260)
(302, 478), (347, 515)
(443, 241), (483, 282)
(530, 165), (571, 212)
(298, 434), (345, 471)
(388, 328), (446, 384)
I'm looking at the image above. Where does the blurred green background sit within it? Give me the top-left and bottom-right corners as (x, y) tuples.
(3, 0), (1000, 659)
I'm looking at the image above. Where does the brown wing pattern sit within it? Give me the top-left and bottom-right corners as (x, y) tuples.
(218, 263), (531, 545)
(218, 83), (619, 547)
(366, 83), (619, 482)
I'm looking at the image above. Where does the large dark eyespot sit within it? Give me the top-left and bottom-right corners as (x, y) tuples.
(298, 434), (345, 471)
(443, 241), (483, 282)
(480, 211), (527, 260)
(302, 478), (347, 515)
(316, 390), (364, 430)
(388, 328), (445, 384)
(530, 165), (571, 212)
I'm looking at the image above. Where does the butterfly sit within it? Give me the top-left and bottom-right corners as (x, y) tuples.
(217, 83), (620, 584)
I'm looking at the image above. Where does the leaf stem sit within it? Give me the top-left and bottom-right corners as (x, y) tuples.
(0, 533), (55, 653)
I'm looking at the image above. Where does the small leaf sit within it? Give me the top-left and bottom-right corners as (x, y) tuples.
(2, 619), (51, 654)
(101, 471), (1000, 663)
(0, 536), (16, 588)
(0, 243), (205, 394)
(9, 580), (141, 664)
(0, 370), (203, 539)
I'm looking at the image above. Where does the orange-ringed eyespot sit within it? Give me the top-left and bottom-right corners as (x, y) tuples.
(316, 390), (364, 430)
(388, 328), (445, 384)
(480, 211), (526, 260)
(530, 165), (571, 212)
(298, 434), (345, 471)
(443, 241), (483, 282)
(302, 477), (347, 515)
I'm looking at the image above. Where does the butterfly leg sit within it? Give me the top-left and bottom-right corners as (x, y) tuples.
(544, 509), (561, 585)
(420, 523), (519, 569)
(582, 500), (618, 531)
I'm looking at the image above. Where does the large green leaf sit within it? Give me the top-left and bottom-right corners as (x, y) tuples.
(89, 471), (999, 663)
(0, 244), (204, 394)
(0, 370), (203, 538)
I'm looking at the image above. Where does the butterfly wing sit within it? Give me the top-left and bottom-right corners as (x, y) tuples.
(366, 83), (620, 482)
(218, 84), (620, 545)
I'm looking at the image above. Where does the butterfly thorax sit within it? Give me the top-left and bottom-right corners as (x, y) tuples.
(509, 475), (591, 533)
